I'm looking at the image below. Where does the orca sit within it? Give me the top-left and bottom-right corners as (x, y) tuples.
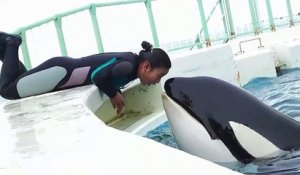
(161, 76), (300, 164)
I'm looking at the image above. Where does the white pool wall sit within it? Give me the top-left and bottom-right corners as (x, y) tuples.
(271, 40), (300, 69)
(162, 43), (277, 87)
(234, 49), (277, 86)
(0, 85), (241, 175)
(229, 26), (300, 71)
(162, 44), (237, 86)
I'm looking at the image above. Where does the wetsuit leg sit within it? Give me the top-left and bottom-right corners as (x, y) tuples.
(1, 55), (92, 99)
(0, 44), (4, 60)
(0, 41), (27, 99)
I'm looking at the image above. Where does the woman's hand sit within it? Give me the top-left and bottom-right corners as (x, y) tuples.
(110, 92), (125, 116)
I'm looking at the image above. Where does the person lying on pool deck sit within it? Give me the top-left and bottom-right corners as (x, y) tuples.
(0, 32), (171, 115)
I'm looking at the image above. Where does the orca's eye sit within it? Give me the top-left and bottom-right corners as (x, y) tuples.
(179, 91), (193, 107)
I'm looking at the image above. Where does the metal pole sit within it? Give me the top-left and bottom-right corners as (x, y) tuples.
(145, 0), (159, 47)
(286, 0), (294, 26)
(248, 0), (260, 34)
(19, 30), (32, 69)
(265, 0), (275, 31)
(196, 0), (210, 46)
(224, 0), (235, 36)
(54, 17), (68, 56)
(219, 0), (228, 38)
(195, 0), (220, 49)
(89, 4), (104, 53)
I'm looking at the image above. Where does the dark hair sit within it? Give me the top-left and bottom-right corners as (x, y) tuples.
(138, 41), (171, 69)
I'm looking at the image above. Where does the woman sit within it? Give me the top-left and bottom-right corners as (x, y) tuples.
(0, 32), (171, 115)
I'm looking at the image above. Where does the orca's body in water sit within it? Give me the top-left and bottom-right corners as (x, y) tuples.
(162, 76), (300, 164)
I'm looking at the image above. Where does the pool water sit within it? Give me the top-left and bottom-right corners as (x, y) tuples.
(144, 68), (300, 174)
(144, 121), (178, 149)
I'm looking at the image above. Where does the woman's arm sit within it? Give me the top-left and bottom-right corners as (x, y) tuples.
(92, 60), (134, 115)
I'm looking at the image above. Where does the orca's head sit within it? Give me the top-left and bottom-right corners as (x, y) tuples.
(162, 77), (296, 164)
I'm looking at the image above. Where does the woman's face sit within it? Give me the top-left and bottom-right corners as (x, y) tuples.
(138, 61), (169, 85)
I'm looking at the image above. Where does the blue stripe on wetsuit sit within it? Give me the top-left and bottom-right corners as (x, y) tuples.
(90, 57), (130, 89)
(91, 57), (117, 81)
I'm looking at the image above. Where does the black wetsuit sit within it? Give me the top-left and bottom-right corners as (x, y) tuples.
(0, 43), (140, 99)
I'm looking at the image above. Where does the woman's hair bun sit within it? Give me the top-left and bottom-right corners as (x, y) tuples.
(141, 41), (153, 52)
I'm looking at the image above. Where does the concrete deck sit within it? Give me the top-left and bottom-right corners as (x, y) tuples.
(0, 85), (240, 175)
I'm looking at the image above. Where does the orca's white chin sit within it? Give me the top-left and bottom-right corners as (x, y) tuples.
(161, 93), (237, 163)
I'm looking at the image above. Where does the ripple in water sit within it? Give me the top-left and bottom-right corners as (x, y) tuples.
(144, 68), (300, 174)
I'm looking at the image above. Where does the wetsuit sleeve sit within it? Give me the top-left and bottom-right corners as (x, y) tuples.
(92, 61), (134, 98)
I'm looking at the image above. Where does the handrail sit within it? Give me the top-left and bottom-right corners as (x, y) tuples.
(238, 37), (264, 54)
(11, 0), (300, 69)
(15, 0), (148, 33)
(15, 5), (91, 33)
(191, 0), (221, 50)
(14, 0), (156, 69)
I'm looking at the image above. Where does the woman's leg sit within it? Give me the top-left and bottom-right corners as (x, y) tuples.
(0, 32), (26, 72)
(0, 32), (90, 99)
(0, 34), (25, 99)
(14, 57), (71, 98)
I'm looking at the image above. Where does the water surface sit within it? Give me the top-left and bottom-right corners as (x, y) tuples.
(145, 68), (300, 174)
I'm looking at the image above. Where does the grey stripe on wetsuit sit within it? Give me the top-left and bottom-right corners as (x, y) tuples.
(17, 66), (67, 97)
